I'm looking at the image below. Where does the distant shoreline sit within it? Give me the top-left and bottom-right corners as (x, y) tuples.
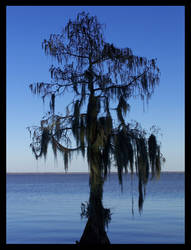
(6, 171), (184, 175)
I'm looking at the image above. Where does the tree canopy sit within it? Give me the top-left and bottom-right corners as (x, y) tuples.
(28, 11), (165, 212)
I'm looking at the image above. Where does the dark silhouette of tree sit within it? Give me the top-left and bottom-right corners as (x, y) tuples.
(28, 12), (165, 244)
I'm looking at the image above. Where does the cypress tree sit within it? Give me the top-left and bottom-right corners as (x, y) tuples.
(28, 12), (165, 244)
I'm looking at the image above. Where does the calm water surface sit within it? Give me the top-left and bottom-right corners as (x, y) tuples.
(6, 172), (185, 244)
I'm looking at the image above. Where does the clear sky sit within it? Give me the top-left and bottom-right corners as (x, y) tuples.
(6, 6), (185, 173)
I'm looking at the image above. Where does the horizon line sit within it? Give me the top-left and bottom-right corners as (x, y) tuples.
(6, 171), (184, 174)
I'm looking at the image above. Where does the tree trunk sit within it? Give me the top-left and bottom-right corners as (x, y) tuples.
(79, 215), (110, 244)
(78, 168), (111, 244)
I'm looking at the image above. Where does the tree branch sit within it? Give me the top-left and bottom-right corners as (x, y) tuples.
(52, 135), (82, 152)
(93, 68), (149, 92)
(63, 49), (89, 59)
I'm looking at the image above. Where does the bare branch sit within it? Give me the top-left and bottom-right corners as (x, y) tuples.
(93, 68), (149, 92)
(52, 135), (82, 152)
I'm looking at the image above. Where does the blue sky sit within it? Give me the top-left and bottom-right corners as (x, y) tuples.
(6, 6), (185, 172)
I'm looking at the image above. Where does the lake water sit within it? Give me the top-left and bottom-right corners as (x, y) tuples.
(6, 172), (185, 244)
